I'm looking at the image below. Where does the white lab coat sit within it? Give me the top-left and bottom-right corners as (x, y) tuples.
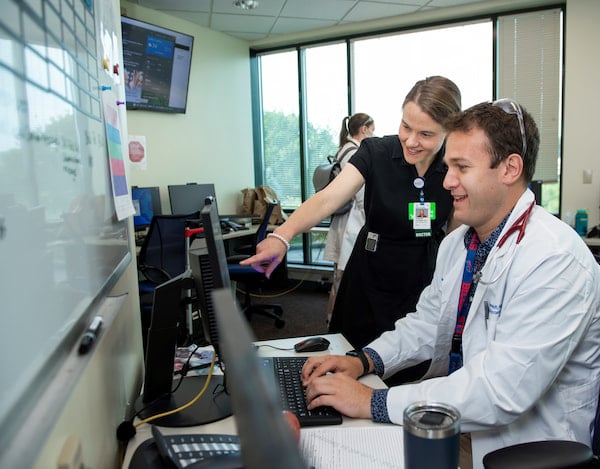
(368, 190), (600, 468)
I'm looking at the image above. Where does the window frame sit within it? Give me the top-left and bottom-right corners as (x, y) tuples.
(250, 5), (564, 267)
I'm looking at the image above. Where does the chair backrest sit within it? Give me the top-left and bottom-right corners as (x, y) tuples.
(138, 212), (199, 278)
(255, 201), (277, 244)
(483, 387), (600, 468)
(593, 390), (600, 455)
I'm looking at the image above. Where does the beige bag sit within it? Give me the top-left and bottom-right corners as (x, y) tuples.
(255, 185), (287, 225)
(240, 187), (257, 215)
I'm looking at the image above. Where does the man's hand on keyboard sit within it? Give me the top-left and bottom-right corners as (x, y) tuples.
(301, 354), (363, 385)
(303, 371), (373, 420)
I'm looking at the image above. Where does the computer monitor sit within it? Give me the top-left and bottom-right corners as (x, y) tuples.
(168, 183), (217, 215)
(212, 288), (306, 469)
(131, 186), (161, 231)
(135, 267), (232, 427)
(140, 271), (193, 404)
(188, 198), (231, 358)
(135, 198), (233, 427)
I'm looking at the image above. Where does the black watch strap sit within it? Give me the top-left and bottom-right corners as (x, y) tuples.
(346, 349), (369, 376)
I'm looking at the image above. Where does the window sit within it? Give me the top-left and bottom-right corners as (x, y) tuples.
(353, 21), (492, 135)
(260, 51), (300, 209)
(253, 7), (563, 267)
(497, 9), (563, 213)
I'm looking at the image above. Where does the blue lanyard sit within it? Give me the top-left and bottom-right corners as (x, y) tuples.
(448, 231), (480, 374)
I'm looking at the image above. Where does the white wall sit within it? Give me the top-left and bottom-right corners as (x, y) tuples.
(562, 0), (600, 228)
(121, 2), (255, 215)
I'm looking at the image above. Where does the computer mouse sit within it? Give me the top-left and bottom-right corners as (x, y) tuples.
(294, 336), (330, 353)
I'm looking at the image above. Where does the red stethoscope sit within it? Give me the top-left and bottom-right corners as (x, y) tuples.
(476, 200), (536, 285)
(497, 200), (536, 248)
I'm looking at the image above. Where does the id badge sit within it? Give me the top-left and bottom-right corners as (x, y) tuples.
(365, 232), (379, 252)
(408, 202), (435, 237)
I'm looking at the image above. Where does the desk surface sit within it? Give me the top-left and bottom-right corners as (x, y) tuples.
(121, 333), (388, 468)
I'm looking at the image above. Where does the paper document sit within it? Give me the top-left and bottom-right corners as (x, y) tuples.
(300, 426), (404, 469)
(173, 346), (215, 377)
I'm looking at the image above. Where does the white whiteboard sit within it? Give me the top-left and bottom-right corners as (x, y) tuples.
(0, 0), (130, 436)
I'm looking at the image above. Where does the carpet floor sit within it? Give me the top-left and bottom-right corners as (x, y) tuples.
(237, 280), (330, 341)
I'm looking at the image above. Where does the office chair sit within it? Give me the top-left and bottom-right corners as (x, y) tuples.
(137, 212), (201, 351)
(227, 201), (286, 328)
(482, 392), (600, 469)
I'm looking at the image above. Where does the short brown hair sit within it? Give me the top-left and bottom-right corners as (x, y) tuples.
(444, 101), (540, 183)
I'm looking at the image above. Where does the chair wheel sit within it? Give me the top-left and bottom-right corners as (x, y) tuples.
(275, 319), (285, 328)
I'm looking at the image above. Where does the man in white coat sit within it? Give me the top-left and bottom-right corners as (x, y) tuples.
(301, 100), (600, 469)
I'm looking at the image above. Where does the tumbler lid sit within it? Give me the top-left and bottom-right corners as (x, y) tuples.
(403, 401), (460, 439)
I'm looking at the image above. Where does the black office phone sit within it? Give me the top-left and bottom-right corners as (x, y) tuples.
(128, 426), (242, 469)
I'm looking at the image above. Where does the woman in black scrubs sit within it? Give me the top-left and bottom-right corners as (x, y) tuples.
(242, 76), (461, 378)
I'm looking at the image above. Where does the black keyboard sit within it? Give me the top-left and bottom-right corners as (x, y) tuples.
(151, 426), (242, 468)
(270, 356), (342, 427)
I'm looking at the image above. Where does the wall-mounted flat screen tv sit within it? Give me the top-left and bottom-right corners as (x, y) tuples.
(121, 16), (193, 113)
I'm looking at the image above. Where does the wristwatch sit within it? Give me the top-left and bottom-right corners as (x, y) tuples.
(346, 349), (369, 376)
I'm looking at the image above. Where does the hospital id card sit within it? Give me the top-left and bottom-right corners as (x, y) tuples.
(408, 202), (435, 237)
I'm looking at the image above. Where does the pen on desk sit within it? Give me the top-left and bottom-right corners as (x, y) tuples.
(78, 316), (103, 354)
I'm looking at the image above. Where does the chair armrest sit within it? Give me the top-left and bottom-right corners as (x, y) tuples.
(138, 264), (171, 285)
(227, 254), (250, 264)
(482, 440), (595, 469)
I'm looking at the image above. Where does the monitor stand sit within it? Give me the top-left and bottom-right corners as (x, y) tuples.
(135, 375), (232, 427)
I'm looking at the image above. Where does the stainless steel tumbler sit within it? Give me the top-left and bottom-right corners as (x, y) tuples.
(403, 401), (461, 469)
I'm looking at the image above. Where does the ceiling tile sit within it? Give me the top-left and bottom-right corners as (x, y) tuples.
(227, 31), (273, 41)
(138, 0), (211, 12)
(158, 10), (210, 27)
(428, 0), (486, 6)
(210, 13), (278, 34)
(213, 0), (286, 16)
(271, 17), (338, 35)
(281, 0), (355, 21)
(133, 0), (496, 42)
(344, 1), (422, 22)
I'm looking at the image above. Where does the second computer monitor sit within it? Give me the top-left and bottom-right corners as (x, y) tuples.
(168, 183), (217, 215)
(131, 186), (162, 231)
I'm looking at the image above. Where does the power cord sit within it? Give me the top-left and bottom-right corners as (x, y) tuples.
(236, 275), (310, 299)
(116, 348), (217, 444)
(135, 351), (217, 428)
(255, 343), (294, 351)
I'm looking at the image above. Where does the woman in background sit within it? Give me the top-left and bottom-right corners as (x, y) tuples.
(323, 113), (374, 325)
(242, 76), (460, 381)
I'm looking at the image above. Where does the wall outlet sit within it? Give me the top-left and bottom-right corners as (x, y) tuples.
(583, 169), (593, 184)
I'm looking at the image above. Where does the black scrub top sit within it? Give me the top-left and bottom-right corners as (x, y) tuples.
(328, 135), (453, 349)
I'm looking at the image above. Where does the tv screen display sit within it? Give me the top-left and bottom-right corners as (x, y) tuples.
(121, 16), (193, 113)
